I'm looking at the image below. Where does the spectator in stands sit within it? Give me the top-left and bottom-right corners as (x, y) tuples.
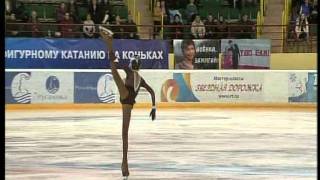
(60, 13), (76, 38)
(166, 0), (182, 24)
(83, 13), (96, 38)
(170, 14), (184, 39)
(125, 15), (138, 39)
(299, 0), (312, 18)
(14, 2), (28, 22)
(191, 14), (205, 39)
(216, 15), (228, 39)
(68, 0), (80, 23)
(204, 14), (217, 39)
(5, 0), (12, 17)
(101, 9), (112, 25)
(160, 0), (169, 23)
(238, 14), (255, 38)
(57, 2), (67, 23)
(28, 11), (41, 37)
(153, 1), (163, 38)
(175, 39), (196, 69)
(185, 0), (198, 23)
(112, 15), (125, 39)
(89, 0), (103, 23)
(295, 13), (309, 41)
(6, 13), (19, 37)
(244, 0), (258, 6)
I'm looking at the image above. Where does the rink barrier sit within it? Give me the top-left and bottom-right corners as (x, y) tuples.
(5, 70), (317, 104)
(5, 102), (316, 111)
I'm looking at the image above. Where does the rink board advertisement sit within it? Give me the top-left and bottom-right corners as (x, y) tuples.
(5, 38), (169, 69)
(6, 72), (32, 104)
(190, 72), (264, 102)
(5, 71), (74, 104)
(221, 39), (271, 69)
(173, 39), (220, 69)
(288, 72), (317, 102)
(5, 71), (317, 104)
(74, 72), (118, 103)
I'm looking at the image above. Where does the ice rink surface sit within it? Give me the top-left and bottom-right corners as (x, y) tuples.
(5, 108), (317, 180)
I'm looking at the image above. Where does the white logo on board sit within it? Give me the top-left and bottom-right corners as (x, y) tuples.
(11, 73), (31, 103)
(97, 74), (116, 103)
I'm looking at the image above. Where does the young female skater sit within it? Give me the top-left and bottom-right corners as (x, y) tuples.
(99, 27), (156, 179)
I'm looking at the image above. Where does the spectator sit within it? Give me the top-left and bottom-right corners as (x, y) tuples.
(153, 1), (163, 38)
(83, 13), (96, 38)
(238, 14), (255, 38)
(89, 0), (103, 23)
(191, 14), (205, 39)
(6, 13), (19, 37)
(166, 0), (182, 24)
(68, 0), (80, 23)
(204, 14), (217, 39)
(160, 0), (169, 23)
(112, 15), (125, 39)
(28, 11), (41, 37)
(170, 14), (184, 39)
(216, 15), (228, 39)
(14, 2), (28, 22)
(125, 15), (138, 39)
(101, 9), (112, 25)
(60, 13), (76, 38)
(5, 0), (12, 17)
(56, 2), (67, 23)
(299, 0), (312, 18)
(175, 39), (196, 69)
(185, 0), (198, 23)
(295, 13), (309, 41)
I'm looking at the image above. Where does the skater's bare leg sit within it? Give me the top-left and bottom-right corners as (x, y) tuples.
(122, 104), (132, 176)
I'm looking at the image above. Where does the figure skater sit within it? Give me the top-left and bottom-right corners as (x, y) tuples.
(99, 27), (156, 180)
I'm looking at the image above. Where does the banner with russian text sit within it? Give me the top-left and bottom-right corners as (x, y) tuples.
(220, 39), (271, 69)
(173, 39), (220, 69)
(5, 38), (169, 69)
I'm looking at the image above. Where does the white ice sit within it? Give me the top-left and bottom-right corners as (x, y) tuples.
(5, 108), (317, 180)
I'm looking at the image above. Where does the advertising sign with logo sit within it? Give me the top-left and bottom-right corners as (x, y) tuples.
(74, 72), (118, 103)
(190, 72), (265, 102)
(136, 71), (172, 103)
(31, 72), (74, 103)
(5, 72), (32, 104)
(288, 72), (317, 102)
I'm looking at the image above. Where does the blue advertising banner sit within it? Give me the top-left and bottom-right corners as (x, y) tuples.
(5, 38), (169, 69)
(74, 72), (118, 103)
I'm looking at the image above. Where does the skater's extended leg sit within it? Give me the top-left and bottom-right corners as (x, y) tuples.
(100, 30), (129, 100)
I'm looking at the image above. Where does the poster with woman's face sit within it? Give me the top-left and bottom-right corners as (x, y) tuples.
(173, 39), (220, 69)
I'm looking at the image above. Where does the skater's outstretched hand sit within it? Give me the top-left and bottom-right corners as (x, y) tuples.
(150, 107), (156, 121)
